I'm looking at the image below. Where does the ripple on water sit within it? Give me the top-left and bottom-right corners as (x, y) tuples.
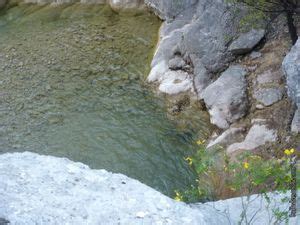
(0, 3), (212, 196)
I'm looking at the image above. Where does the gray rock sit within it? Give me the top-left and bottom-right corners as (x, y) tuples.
(0, 152), (212, 225)
(253, 87), (284, 106)
(144, 0), (198, 21)
(202, 65), (248, 129)
(108, 0), (145, 11)
(227, 124), (277, 153)
(291, 109), (300, 133)
(250, 51), (262, 59)
(282, 38), (300, 106)
(229, 29), (265, 55)
(168, 56), (186, 70)
(256, 70), (283, 85)
(207, 127), (246, 149)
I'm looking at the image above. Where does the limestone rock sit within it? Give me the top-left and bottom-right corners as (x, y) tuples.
(229, 29), (265, 55)
(202, 65), (248, 129)
(256, 70), (283, 85)
(291, 109), (300, 133)
(282, 38), (300, 105)
(144, 0), (197, 21)
(168, 56), (186, 70)
(207, 127), (246, 149)
(0, 152), (221, 225)
(227, 124), (277, 153)
(253, 87), (284, 107)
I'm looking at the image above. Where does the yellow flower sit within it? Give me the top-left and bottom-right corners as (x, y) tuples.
(243, 162), (249, 169)
(185, 157), (193, 166)
(196, 140), (205, 145)
(284, 148), (295, 156)
(174, 191), (183, 201)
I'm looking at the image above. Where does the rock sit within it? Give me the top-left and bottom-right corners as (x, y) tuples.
(80, 0), (106, 4)
(256, 70), (283, 85)
(168, 56), (186, 70)
(207, 127), (246, 149)
(108, 0), (145, 12)
(0, 152), (224, 225)
(202, 65), (248, 129)
(229, 29), (265, 55)
(144, 0), (198, 21)
(250, 51), (262, 59)
(253, 87), (284, 107)
(158, 70), (193, 95)
(291, 109), (300, 133)
(282, 38), (300, 105)
(227, 124), (277, 153)
(193, 59), (211, 98)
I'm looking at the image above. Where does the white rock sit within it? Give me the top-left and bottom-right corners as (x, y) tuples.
(227, 124), (277, 153)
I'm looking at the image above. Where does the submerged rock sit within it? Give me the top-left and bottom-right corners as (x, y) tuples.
(202, 65), (248, 129)
(229, 29), (265, 55)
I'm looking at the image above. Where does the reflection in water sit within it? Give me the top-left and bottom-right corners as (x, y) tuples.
(0, 4), (211, 196)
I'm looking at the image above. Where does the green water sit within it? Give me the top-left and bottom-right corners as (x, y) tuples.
(0, 4), (211, 196)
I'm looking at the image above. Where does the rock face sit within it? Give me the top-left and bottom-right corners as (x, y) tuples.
(147, 0), (248, 97)
(0, 152), (211, 225)
(227, 124), (277, 153)
(0, 152), (297, 225)
(202, 65), (248, 129)
(282, 38), (300, 133)
(229, 29), (265, 55)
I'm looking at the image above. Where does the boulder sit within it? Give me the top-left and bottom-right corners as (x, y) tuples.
(282, 38), (300, 133)
(202, 65), (248, 129)
(253, 87), (284, 107)
(291, 109), (300, 133)
(229, 29), (265, 55)
(227, 124), (277, 153)
(282, 38), (300, 104)
(144, 0), (198, 21)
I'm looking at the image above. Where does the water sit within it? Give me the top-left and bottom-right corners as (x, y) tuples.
(0, 4), (211, 196)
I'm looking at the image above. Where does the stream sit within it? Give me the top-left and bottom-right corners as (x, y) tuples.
(0, 3), (212, 196)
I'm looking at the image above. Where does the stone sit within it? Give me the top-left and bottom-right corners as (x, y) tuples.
(229, 29), (265, 55)
(250, 51), (262, 59)
(108, 0), (145, 12)
(168, 56), (186, 70)
(256, 70), (283, 85)
(0, 152), (223, 225)
(282, 38), (300, 106)
(202, 65), (248, 129)
(253, 87), (284, 106)
(291, 109), (300, 133)
(80, 0), (106, 4)
(227, 124), (277, 153)
(207, 127), (246, 149)
(158, 70), (193, 95)
(144, 0), (198, 21)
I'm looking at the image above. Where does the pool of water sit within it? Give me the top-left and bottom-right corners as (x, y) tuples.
(0, 3), (211, 196)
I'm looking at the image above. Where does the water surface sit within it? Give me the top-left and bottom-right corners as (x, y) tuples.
(0, 4), (211, 196)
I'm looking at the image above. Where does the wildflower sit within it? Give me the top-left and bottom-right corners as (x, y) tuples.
(185, 157), (193, 166)
(243, 162), (249, 169)
(196, 140), (205, 145)
(174, 191), (183, 201)
(284, 148), (295, 156)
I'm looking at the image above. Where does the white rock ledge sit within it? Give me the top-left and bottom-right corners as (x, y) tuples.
(0, 152), (298, 225)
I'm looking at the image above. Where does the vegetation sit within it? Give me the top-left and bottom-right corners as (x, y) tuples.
(228, 0), (300, 44)
(174, 141), (299, 223)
